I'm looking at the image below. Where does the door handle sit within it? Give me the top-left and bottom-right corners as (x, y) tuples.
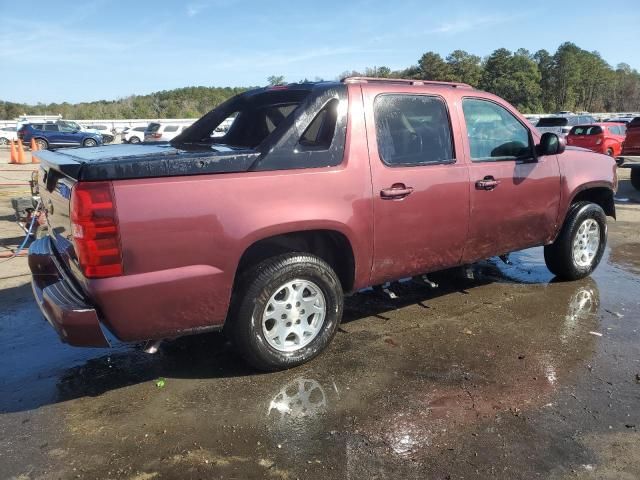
(380, 183), (414, 200)
(475, 176), (500, 191)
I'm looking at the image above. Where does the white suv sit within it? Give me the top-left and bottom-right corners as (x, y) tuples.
(0, 126), (18, 145)
(144, 122), (190, 142)
(123, 126), (147, 144)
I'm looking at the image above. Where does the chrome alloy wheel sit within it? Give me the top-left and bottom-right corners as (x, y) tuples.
(262, 279), (326, 352)
(572, 219), (600, 268)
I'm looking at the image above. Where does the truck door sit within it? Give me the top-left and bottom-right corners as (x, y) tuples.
(363, 86), (471, 284)
(459, 97), (561, 263)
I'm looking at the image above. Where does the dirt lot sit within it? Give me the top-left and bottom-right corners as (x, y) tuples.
(1, 148), (639, 479)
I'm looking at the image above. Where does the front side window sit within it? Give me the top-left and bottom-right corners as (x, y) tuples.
(462, 98), (532, 161)
(59, 124), (76, 133)
(374, 94), (454, 166)
(44, 124), (58, 131)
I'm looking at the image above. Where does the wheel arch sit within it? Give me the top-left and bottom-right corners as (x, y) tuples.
(234, 229), (357, 294)
(569, 185), (616, 219)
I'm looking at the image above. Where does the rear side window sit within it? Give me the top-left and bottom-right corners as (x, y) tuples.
(570, 126), (602, 135)
(164, 125), (179, 132)
(147, 123), (161, 133)
(299, 99), (338, 149)
(462, 98), (532, 161)
(537, 117), (568, 127)
(44, 124), (58, 131)
(374, 94), (454, 166)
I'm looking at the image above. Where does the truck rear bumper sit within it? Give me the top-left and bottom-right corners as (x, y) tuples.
(28, 237), (109, 347)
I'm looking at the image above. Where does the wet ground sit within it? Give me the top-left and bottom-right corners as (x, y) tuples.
(1, 158), (639, 479)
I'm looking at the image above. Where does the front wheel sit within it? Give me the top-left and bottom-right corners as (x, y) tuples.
(0, 137), (9, 146)
(544, 202), (607, 280)
(228, 253), (343, 371)
(35, 138), (49, 150)
(83, 138), (97, 147)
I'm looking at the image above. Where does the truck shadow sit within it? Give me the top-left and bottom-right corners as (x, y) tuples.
(0, 251), (566, 414)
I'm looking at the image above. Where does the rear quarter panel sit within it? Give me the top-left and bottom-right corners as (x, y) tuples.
(88, 87), (374, 341)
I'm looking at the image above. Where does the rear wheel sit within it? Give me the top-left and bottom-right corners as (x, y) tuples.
(544, 202), (607, 280)
(83, 138), (97, 147)
(0, 137), (8, 146)
(35, 138), (49, 150)
(129, 136), (140, 144)
(227, 253), (343, 371)
(606, 148), (614, 157)
(631, 168), (640, 191)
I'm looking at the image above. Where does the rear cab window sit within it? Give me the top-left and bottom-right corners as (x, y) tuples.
(373, 94), (455, 166)
(299, 99), (338, 149)
(177, 88), (311, 149)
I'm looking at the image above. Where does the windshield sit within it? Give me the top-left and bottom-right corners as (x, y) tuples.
(537, 117), (569, 127)
(175, 88), (311, 149)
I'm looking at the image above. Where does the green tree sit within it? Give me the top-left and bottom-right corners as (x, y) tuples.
(267, 75), (285, 86)
(480, 48), (542, 112)
(445, 50), (482, 86)
(534, 49), (555, 111)
(417, 52), (453, 81)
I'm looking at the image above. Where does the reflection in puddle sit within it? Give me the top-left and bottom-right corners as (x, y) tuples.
(268, 378), (327, 420)
(561, 283), (599, 344)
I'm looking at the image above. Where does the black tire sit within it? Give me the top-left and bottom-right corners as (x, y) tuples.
(0, 137), (9, 146)
(606, 148), (613, 157)
(129, 136), (140, 144)
(544, 202), (607, 280)
(35, 138), (49, 150)
(227, 253), (343, 371)
(83, 138), (97, 147)
(631, 168), (640, 191)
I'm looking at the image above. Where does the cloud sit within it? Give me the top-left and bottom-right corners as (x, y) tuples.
(186, 3), (205, 17)
(186, 0), (238, 17)
(430, 12), (530, 34)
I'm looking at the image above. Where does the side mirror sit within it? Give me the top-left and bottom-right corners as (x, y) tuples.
(536, 132), (566, 156)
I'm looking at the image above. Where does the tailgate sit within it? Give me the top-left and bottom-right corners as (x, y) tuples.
(35, 150), (81, 281)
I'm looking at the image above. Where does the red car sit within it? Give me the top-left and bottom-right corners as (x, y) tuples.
(619, 117), (640, 190)
(566, 122), (626, 158)
(29, 78), (617, 370)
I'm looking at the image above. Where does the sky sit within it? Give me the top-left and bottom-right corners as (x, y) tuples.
(1, 0), (639, 104)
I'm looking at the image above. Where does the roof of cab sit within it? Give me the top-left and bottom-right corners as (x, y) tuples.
(341, 76), (473, 89)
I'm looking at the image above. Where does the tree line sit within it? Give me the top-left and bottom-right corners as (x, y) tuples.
(342, 42), (640, 113)
(1, 42), (639, 119)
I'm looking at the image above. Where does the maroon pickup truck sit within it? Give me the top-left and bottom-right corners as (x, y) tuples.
(29, 78), (617, 370)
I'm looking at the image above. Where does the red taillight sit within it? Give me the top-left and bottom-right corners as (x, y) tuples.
(152, 133), (162, 139)
(70, 181), (123, 278)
